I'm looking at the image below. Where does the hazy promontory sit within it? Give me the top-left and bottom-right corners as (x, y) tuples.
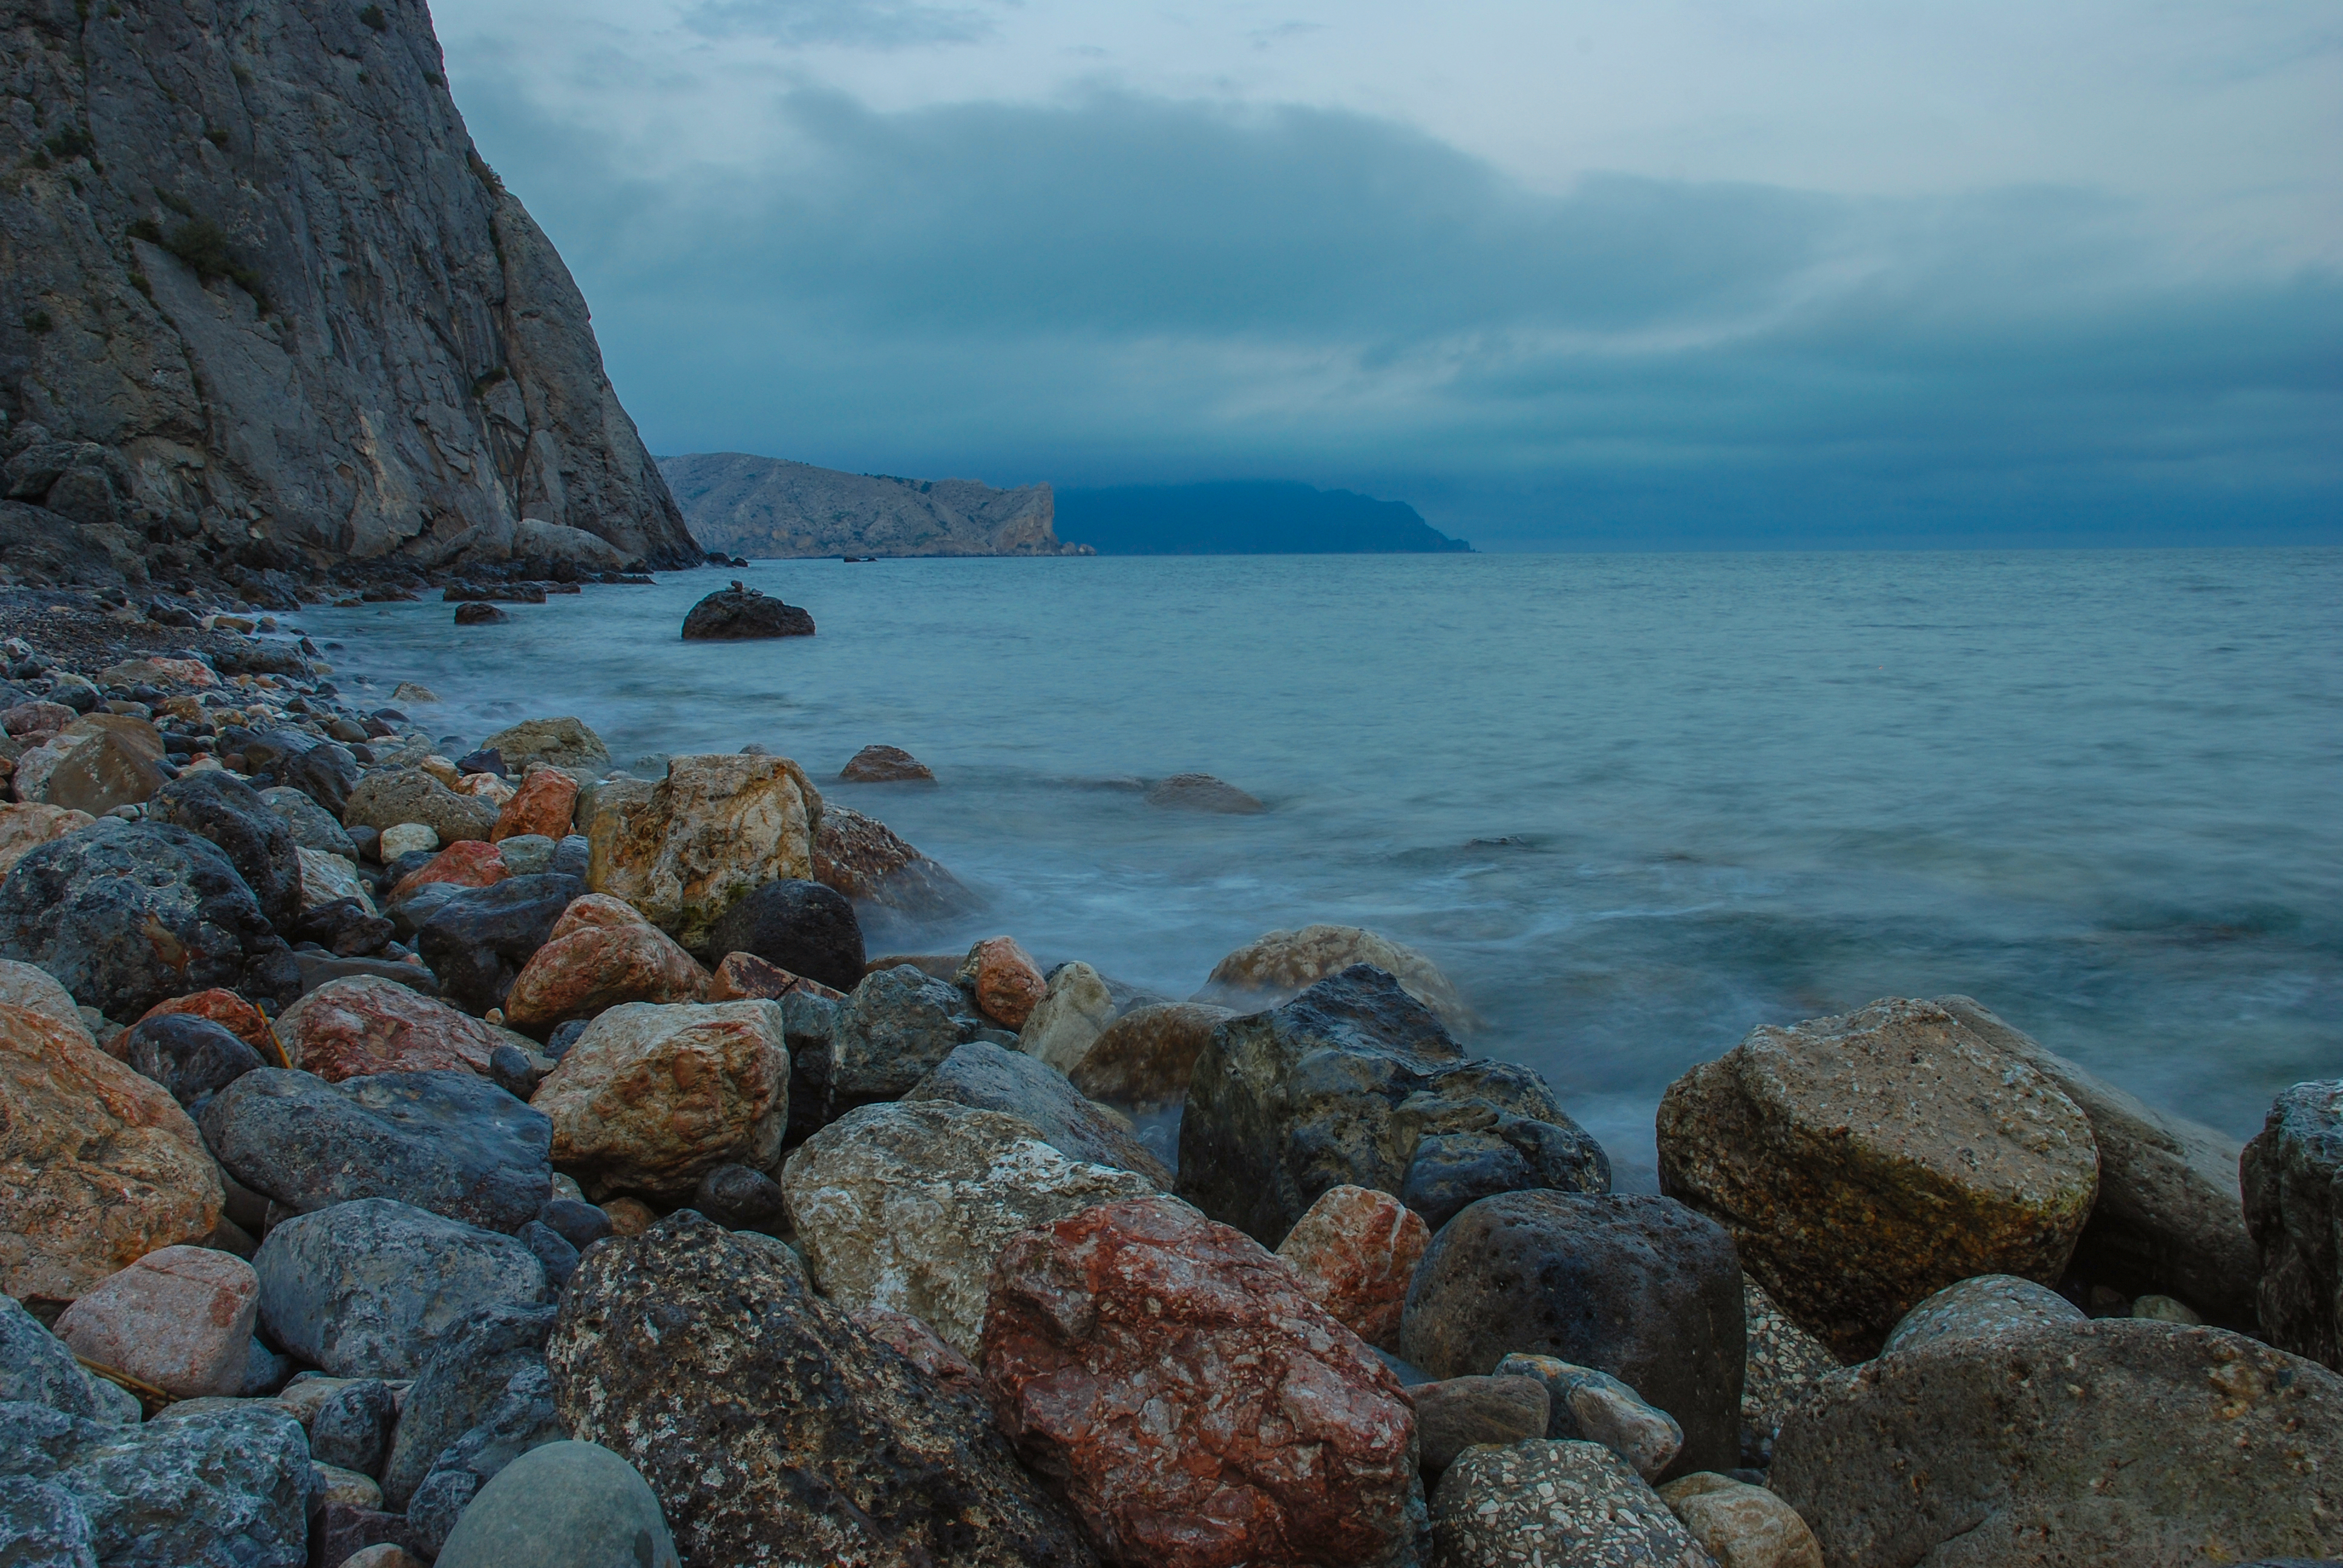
(1056, 482), (1472, 555)
(660, 452), (1080, 558)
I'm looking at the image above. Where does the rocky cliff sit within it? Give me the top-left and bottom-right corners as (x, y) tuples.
(661, 452), (1083, 559)
(0, 0), (699, 584)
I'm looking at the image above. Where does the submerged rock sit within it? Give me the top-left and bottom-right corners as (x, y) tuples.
(1145, 772), (1264, 814)
(839, 743), (934, 782)
(679, 581), (815, 639)
(810, 803), (974, 919)
(1196, 923), (1467, 1030)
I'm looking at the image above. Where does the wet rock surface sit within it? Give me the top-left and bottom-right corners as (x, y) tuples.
(584, 753), (821, 951)
(810, 803), (974, 918)
(1428, 1440), (1712, 1568)
(2243, 1078), (2343, 1371)
(1069, 1000), (1233, 1107)
(703, 875), (865, 993)
(1273, 1183), (1429, 1350)
(907, 1039), (1170, 1183)
(680, 581), (816, 639)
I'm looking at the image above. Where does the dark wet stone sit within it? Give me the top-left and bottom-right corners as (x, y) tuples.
(680, 582), (815, 640)
(146, 771), (301, 930)
(413, 874), (583, 1016)
(704, 877), (863, 994)
(120, 1012), (263, 1114)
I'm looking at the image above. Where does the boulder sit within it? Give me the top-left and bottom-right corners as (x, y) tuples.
(477, 718), (613, 780)
(491, 767), (578, 842)
(0, 1003), (222, 1302)
(1656, 997), (2100, 1357)
(703, 877), (864, 993)
(955, 935), (1046, 1028)
(146, 771), (301, 930)
(821, 963), (986, 1123)
(494, 834), (555, 876)
(403, 1362), (568, 1557)
(532, 999), (788, 1200)
(1178, 965), (1608, 1246)
(454, 600), (508, 625)
(1400, 1189), (1744, 1477)
(344, 768), (501, 845)
(585, 753), (822, 950)
(1197, 924), (1467, 1030)
(260, 785), (358, 858)
(297, 848), (375, 914)
(839, 743), (934, 782)
(983, 1195), (1421, 1568)
(782, 1100), (1154, 1354)
(202, 1068), (552, 1233)
(37, 714), (169, 816)
(279, 740), (363, 821)
(274, 976), (508, 1081)
(1495, 1353), (1685, 1480)
(381, 1302), (559, 1509)
(679, 581), (815, 639)
(549, 1210), (1094, 1567)
(906, 1039), (1171, 1183)
(1019, 959), (1117, 1073)
(309, 1379), (398, 1477)
(1145, 772), (1264, 814)
(379, 822), (438, 861)
(0, 958), (89, 1040)
(1770, 1319), (2343, 1566)
(414, 874), (586, 1017)
(851, 1304), (986, 1399)
(53, 1246), (258, 1399)
(2243, 1079), (2343, 1371)
(114, 986), (280, 1063)
(1408, 1373), (1550, 1475)
(1068, 1000), (1234, 1107)
(1273, 1183), (1430, 1350)
(387, 839), (506, 903)
(118, 1011), (263, 1112)
(1656, 1472), (1824, 1568)
(254, 1198), (548, 1378)
(0, 802), (93, 875)
(1738, 1275), (1837, 1468)
(1881, 1272), (2086, 1354)
(433, 1440), (681, 1568)
(0, 818), (290, 1020)
(810, 803), (972, 918)
(1429, 1440), (1711, 1568)
(1, 1293), (111, 1418)
(704, 949), (842, 1003)
(689, 1163), (787, 1232)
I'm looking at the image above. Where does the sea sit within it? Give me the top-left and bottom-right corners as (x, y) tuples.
(308, 549), (2342, 1188)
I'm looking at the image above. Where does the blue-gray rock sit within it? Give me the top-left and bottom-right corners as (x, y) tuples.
(689, 1164), (787, 1232)
(0, 1397), (313, 1567)
(490, 1044), (547, 1101)
(278, 740), (361, 822)
(202, 1069), (552, 1233)
(0, 1298), (105, 1420)
(415, 874), (584, 1017)
(387, 880), (468, 940)
(1407, 1373), (1551, 1477)
(309, 1379), (398, 1478)
(545, 1018), (588, 1059)
(519, 1220), (580, 1290)
(536, 1197), (613, 1253)
(1883, 1273), (2087, 1355)
(381, 1303), (559, 1510)
(496, 834), (555, 877)
(549, 835), (590, 881)
(0, 1472), (96, 1567)
(1495, 1353), (1685, 1480)
(434, 1440), (680, 1568)
(907, 1040), (1170, 1184)
(295, 950), (443, 997)
(254, 1198), (548, 1379)
(2244, 1079), (2343, 1372)
(1178, 965), (1611, 1246)
(290, 897), (395, 958)
(405, 1362), (568, 1557)
(821, 964), (988, 1125)
(259, 785), (358, 859)
(0, 818), (290, 1019)
(119, 1013), (262, 1115)
(780, 988), (840, 1140)
(704, 878), (863, 993)
(1401, 1189), (1744, 1479)
(145, 771), (301, 931)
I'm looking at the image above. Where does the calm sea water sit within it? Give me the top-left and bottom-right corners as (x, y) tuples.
(309, 550), (2342, 1188)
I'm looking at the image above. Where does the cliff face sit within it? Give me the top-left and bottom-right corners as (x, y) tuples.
(0, 0), (699, 578)
(661, 452), (1083, 559)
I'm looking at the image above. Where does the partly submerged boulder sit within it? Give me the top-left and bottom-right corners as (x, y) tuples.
(679, 582), (815, 639)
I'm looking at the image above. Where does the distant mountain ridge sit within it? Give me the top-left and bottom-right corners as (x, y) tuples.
(659, 452), (1081, 558)
(1055, 482), (1472, 555)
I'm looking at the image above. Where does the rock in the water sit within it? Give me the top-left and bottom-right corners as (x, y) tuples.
(906, 1039), (1170, 1184)
(0, 1294), (111, 1419)
(584, 754), (822, 950)
(0, 818), (288, 1020)
(1401, 1189), (1743, 1477)
(0, 1399), (315, 1568)
(1881, 1272), (2086, 1354)
(839, 743), (934, 782)
(532, 999), (787, 1200)
(261, 786), (359, 858)
(1069, 1001), (1233, 1107)
(1196, 923), (1467, 1030)
(954, 935), (1047, 1029)
(781, 1099), (1153, 1354)
(1144, 772), (1264, 814)
(1274, 1183), (1430, 1350)
(0, 1002), (222, 1302)
(344, 768), (502, 845)
(821, 963), (986, 1122)
(254, 1198), (548, 1377)
(810, 803), (973, 918)
(381, 1302), (559, 1509)
(1495, 1353), (1685, 1480)
(202, 1068), (551, 1233)
(679, 581), (816, 639)
(310, 1379), (398, 1478)
(1656, 1472), (1824, 1568)
(415, 874), (586, 1018)
(1771, 1318), (2343, 1566)
(118, 1012), (262, 1112)
(1409, 1373), (1550, 1476)
(703, 877), (864, 993)
(0, 802), (94, 877)
(2243, 1079), (2343, 1371)
(53, 1246), (258, 1399)
(1430, 1439), (1712, 1568)
(1738, 1275), (1838, 1469)
(478, 719), (614, 782)
(273, 975), (507, 1082)
(454, 601), (508, 625)
(1018, 960), (1117, 1073)
(491, 767), (578, 843)
(1178, 965), (1608, 1246)
(145, 771), (301, 930)
(433, 1440), (681, 1568)
(502, 893), (708, 1031)
(689, 1163), (787, 1231)
(549, 1210), (1095, 1567)
(982, 1194), (1421, 1568)
(1656, 997), (2100, 1357)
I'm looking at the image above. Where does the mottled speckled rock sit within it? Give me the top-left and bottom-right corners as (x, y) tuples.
(1656, 998), (2099, 1358)
(907, 1039), (1170, 1184)
(1180, 966), (1608, 1247)
(0, 1003), (221, 1302)
(502, 894), (709, 1031)
(146, 770), (302, 930)
(1018, 961), (1116, 1073)
(54, 1246), (258, 1399)
(1880, 1272), (2085, 1354)
(584, 753), (822, 952)
(261, 786), (358, 859)
(1196, 923), (1469, 1032)
(1657, 1472), (1822, 1568)
(0, 803), (93, 877)
(1771, 1319), (2343, 1566)
(479, 720), (615, 782)
(1428, 1440), (1713, 1568)
(1737, 1275), (1837, 1469)
(345, 769), (502, 846)
(382, 1304), (558, 1510)
(0, 958), (89, 1040)
(0, 1295), (109, 1419)
(2243, 1079), (2343, 1371)
(781, 1099), (1153, 1355)
(274, 975), (507, 1082)
(1409, 1374), (1548, 1476)
(433, 1440), (681, 1568)
(1069, 1001), (1234, 1108)
(549, 1210), (1096, 1568)
(851, 1304), (986, 1399)
(1495, 1353), (1684, 1479)
(810, 803), (974, 920)
(956, 935), (1047, 1030)
(1274, 1183), (1430, 1350)
(821, 963), (986, 1122)
(981, 1195), (1422, 1568)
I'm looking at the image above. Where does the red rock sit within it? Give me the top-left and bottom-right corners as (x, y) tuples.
(982, 1195), (1421, 1568)
(53, 1244), (259, 1397)
(274, 975), (507, 1082)
(387, 838), (505, 903)
(503, 894), (709, 1031)
(492, 766), (579, 842)
(2, 701), (77, 739)
(111, 988), (282, 1066)
(954, 936), (1046, 1030)
(706, 950), (846, 1004)
(1274, 1184), (1431, 1351)
(853, 1304), (986, 1399)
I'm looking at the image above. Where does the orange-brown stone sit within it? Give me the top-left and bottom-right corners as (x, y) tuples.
(387, 838), (505, 903)
(273, 975), (507, 1082)
(706, 950), (845, 1004)
(492, 766), (578, 842)
(1274, 1183), (1431, 1351)
(954, 936), (1045, 1030)
(504, 894), (710, 1031)
(54, 1244), (260, 1397)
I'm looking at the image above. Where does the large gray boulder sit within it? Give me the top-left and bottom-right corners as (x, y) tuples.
(254, 1198), (547, 1377)
(906, 1039), (1170, 1184)
(1771, 1319), (2343, 1566)
(146, 771), (302, 931)
(261, 786), (359, 859)
(202, 1069), (553, 1234)
(343, 769), (500, 845)
(816, 963), (989, 1124)
(0, 1296), (108, 1420)
(382, 1303), (559, 1511)
(433, 1440), (680, 1568)
(1178, 964), (1609, 1246)
(2243, 1079), (2343, 1371)
(477, 719), (613, 780)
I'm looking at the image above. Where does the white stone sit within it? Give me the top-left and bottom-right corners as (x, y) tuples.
(379, 823), (439, 861)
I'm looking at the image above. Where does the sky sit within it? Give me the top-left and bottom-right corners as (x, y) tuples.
(433, 1), (2343, 549)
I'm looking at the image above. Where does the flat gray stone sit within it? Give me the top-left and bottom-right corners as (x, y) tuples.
(434, 1440), (679, 1568)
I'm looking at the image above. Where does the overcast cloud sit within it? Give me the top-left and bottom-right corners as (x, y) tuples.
(433, 0), (2342, 546)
